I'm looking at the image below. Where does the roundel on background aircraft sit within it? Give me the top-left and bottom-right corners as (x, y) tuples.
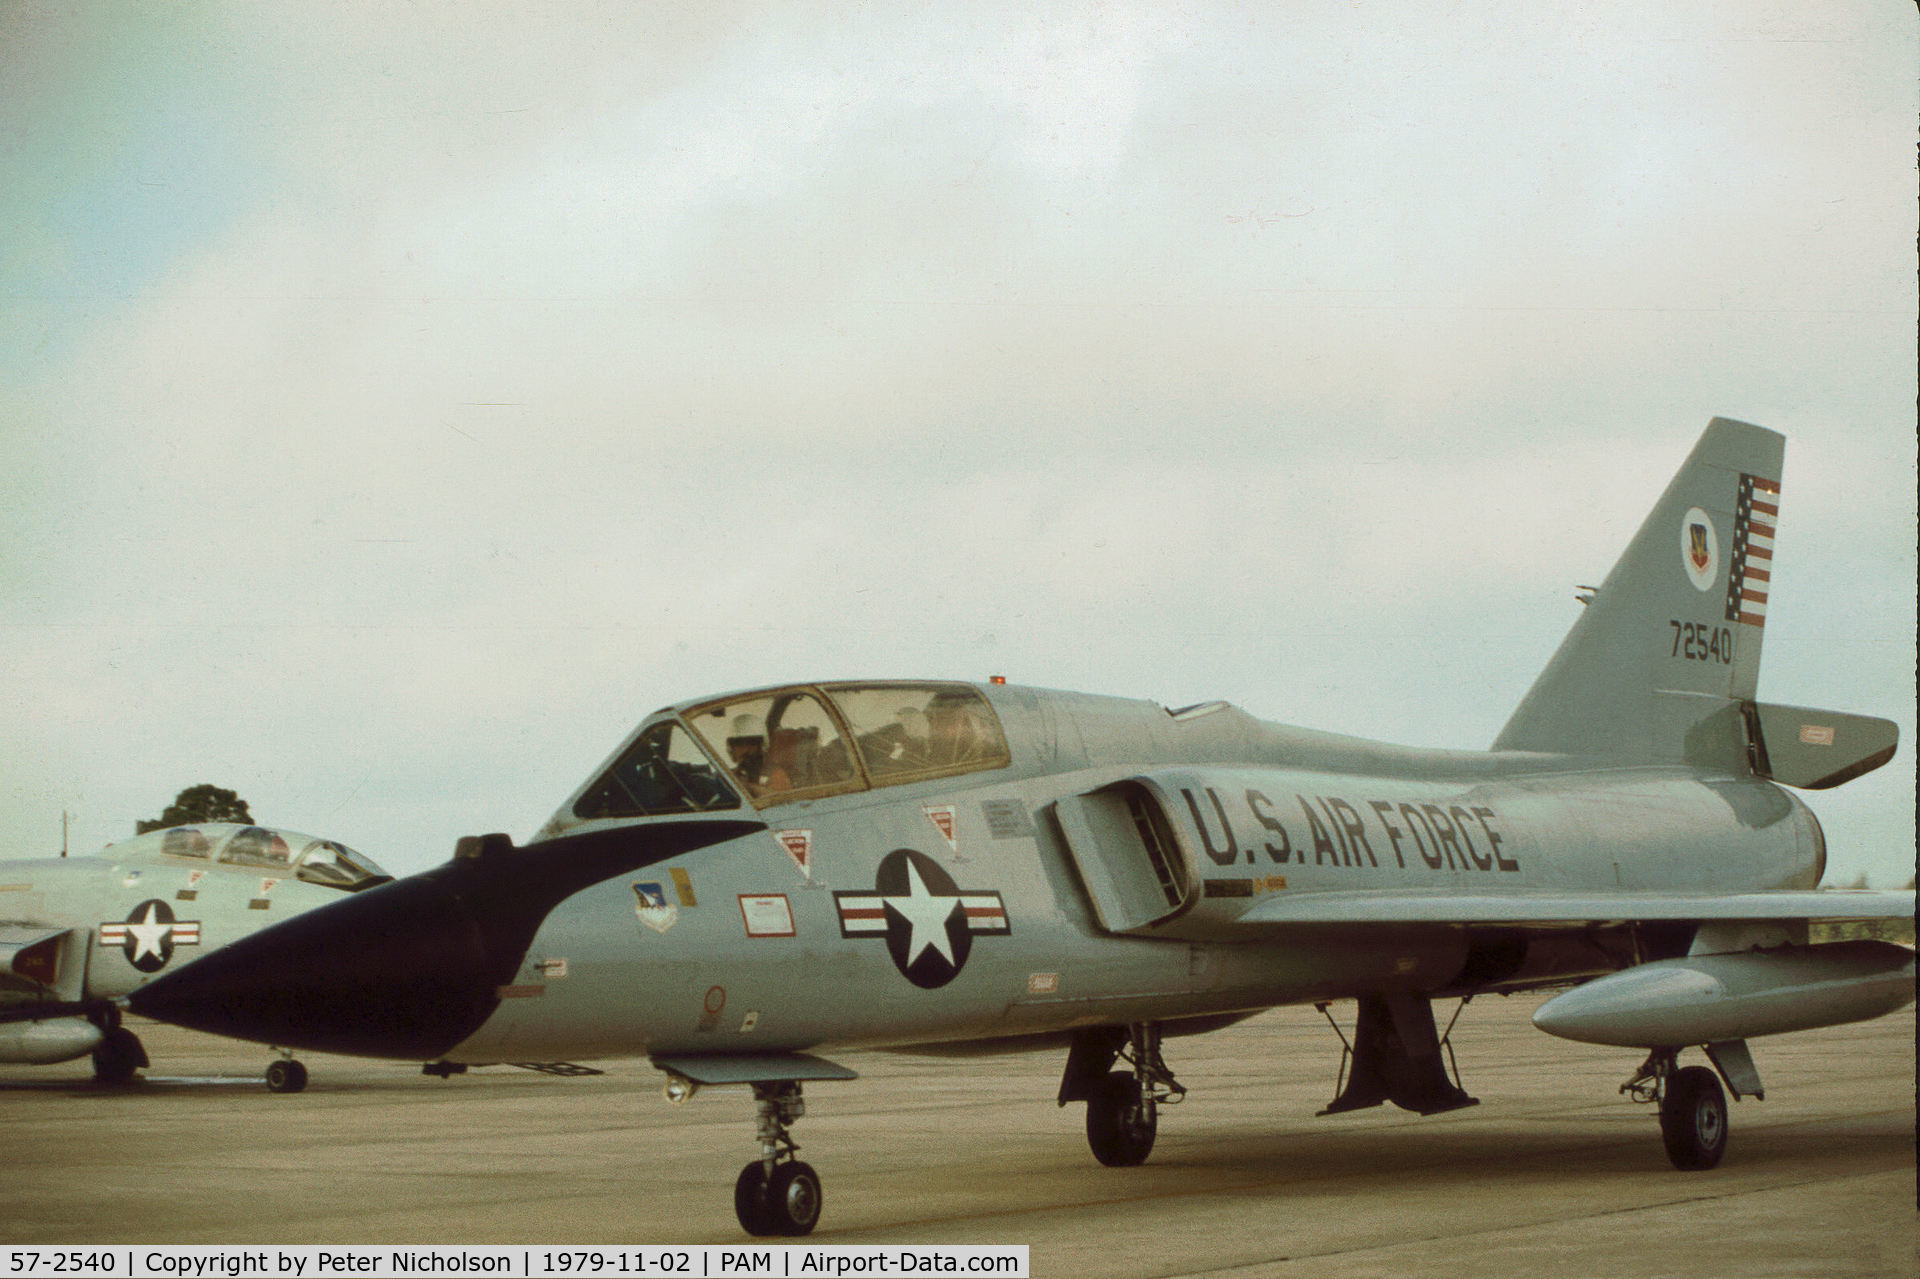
(98, 899), (201, 973)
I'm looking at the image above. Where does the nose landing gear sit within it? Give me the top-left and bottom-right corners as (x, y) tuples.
(265, 1052), (309, 1094)
(734, 1081), (821, 1237)
(653, 1050), (856, 1238)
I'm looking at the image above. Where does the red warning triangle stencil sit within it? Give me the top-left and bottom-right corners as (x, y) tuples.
(775, 829), (813, 878)
(923, 805), (958, 852)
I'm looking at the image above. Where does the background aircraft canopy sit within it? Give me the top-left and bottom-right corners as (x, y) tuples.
(131, 824), (390, 891)
(291, 838), (390, 890)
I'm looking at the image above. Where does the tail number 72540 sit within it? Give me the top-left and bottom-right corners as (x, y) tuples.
(1669, 619), (1733, 665)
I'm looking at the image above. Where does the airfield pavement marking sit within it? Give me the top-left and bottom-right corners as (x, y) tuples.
(2, 994), (1911, 1277)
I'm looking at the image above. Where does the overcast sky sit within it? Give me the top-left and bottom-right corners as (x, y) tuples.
(3, 2), (1914, 885)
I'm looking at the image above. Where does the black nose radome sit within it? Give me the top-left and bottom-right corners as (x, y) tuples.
(130, 871), (497, 1058)
(129, 819), (763, 1059)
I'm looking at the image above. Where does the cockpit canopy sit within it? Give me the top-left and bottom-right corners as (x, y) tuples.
(572, 681), (1012, 820)
(128, 823), (392, 891)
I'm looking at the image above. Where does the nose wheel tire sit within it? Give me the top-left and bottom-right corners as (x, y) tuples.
(767, 1162), (822, 1235)
(1086, 1069), (1157, 1167)
(734, 1163), (775, 1236)
(265, 1058), (309, 1094)
(1660, 1065), (1728, 1170)
(734, 1161), (821, 1237)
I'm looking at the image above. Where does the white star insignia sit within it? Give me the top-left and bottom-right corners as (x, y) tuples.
(124, 902), (172, 963)
(883, 857), (961, 968)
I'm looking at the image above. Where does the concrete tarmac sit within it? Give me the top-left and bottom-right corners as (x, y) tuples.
(3, 995), (1913, 1277)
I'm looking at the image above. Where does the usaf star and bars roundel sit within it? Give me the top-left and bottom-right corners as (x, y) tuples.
(834, 849), (1009, 989)
(97, 899), (201, 973)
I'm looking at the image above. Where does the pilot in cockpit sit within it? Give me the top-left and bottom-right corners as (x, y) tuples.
(761, 729), (803, 792)
(726, 714), (769, 791)
(889, 707), (930, 765)
(925, 692), (986, 766)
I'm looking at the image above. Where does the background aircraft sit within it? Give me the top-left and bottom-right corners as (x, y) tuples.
(1, 822), (391, 1089)
(132, 419), (1913, 1235)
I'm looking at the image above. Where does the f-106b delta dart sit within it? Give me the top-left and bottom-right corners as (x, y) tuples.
(131, 419), (1913, 1235)
(2, 823), (391, 1088)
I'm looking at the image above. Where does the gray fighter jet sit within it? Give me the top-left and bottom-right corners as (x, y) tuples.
(131, 418), (1913, 1235)
(1, 823), (391, 1088)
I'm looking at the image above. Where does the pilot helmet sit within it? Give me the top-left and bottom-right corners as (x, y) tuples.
(893, 707), (930, 741)
(726, 712), (766, 752)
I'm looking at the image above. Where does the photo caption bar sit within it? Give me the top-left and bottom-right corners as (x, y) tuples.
(4, 1247), (1028, 1279)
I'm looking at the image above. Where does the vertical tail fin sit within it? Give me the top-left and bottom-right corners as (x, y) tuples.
(1493, 418), (1785, 765)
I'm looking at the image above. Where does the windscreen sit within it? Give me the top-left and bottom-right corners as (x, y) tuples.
(573, 720), (743, 819)
(295, 840), (393, 891)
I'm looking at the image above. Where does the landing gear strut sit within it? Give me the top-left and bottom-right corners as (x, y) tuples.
(1061, 1023), (1185, 1167)
(734, 1082), (821, 1237)
(1622, 1049), (1730, 1171)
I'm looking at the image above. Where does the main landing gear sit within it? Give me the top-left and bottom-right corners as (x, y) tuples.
(89, 1006), (147, 1085)
(1621, 1046), (1753, 1171)
(734, 1082), (822, 1237)
(1060, 1023), (1186, 1167)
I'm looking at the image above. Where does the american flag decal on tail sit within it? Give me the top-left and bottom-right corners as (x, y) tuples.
(1725, 474), (1779, 627)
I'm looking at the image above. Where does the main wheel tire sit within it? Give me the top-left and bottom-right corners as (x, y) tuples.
(1086, 1069), (1157, 1167)
(766, 1161), (823, 1236)
(91, 1027), (146, 1085)
(266, 1059), (309, 1094)
(734, 1163), (778, 1237)
(1660, 1065), (1728, 1171)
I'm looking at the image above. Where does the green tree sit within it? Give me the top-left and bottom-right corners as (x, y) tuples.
(137, 785), (254, 834)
